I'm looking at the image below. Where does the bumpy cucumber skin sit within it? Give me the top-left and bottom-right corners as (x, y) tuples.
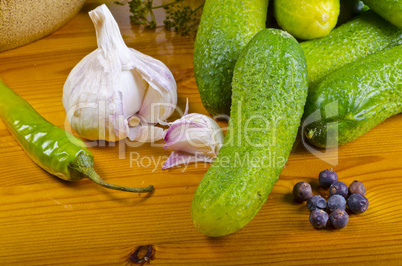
(303, 45), (402, 148)
(193, 0), (268, 117)
(191, 29), (308, 237)
(274, 0), (340, 40)
(301, 11), (402, 89)
(363, 0), (402, 29)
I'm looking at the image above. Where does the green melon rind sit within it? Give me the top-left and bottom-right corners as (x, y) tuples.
(191, 29), (308, 237)
(301, 11), (402, 90)
(193, 0), (269, 117)
(303, 45), (402, 148)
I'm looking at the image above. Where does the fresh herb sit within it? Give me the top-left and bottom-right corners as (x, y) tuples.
(115, 0), (204, 35)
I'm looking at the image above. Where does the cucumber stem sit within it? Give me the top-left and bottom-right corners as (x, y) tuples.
(71, 153), (154, 193)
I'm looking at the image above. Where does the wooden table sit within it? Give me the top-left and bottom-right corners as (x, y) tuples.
(1, 1), (402, 264)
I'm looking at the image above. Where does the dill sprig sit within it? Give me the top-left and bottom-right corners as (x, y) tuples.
(114, 0), (204, 35)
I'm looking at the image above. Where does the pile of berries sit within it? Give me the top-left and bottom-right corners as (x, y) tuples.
(293, 169), (369, 229)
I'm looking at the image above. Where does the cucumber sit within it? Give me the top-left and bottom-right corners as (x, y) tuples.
(303, 45), (402, 148)
(301, 11), (402, 89)
(191, 29), (308, 237)
(363, 0), (402, 29)
(274, 0), (340, 40)
(193, 0), (269, 117)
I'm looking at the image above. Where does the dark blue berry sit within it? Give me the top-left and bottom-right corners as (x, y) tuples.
(318, 169), (338, 188)
(327, 195), (347, 212)
(293, 182), (313, 202)
(329, 181), (349, 198)
(307, 195), (327, 211)
(309, 209), (329, 229)
(330, 209), (349, 229)
(347, 193), (369, 214)
(349, 180), (366, 196)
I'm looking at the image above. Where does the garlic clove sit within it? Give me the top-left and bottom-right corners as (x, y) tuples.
(164, 121), (215, 157)
(127, 125), (165, 142)
(162, 112), (224, 169)
(62, 4), (177, 142)
(120, 69), (148, 116)
(127, 115), (165, 142)
(162, 151), (215, 170)
(132, 49), (177, 124)
(138, 80), (174, 123)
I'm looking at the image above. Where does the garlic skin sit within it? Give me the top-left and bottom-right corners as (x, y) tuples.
(63, 4), (177, 142)
(162, 108), (224, 170)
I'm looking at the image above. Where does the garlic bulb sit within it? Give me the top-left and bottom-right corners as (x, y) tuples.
(63, 4), (177, 142)
(162, 104), (224, 170)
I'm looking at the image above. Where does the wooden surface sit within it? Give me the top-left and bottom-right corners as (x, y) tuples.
(1, 1), (402, 265)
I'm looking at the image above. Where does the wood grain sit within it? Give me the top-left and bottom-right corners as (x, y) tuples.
(0, 0), (402, 265)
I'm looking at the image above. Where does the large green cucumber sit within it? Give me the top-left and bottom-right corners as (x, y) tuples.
(363, 0), (402, 29)
(193, 0), (269, 117)
(303, 45), (402, 148)
(191, 29), (308, 237)
(301, 11), (402, 89)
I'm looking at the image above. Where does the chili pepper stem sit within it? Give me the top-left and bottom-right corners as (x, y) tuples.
(84, 167), (154, 193)
(71, 153), (154, 193)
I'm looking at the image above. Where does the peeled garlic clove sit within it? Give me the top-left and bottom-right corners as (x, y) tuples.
(162, 112), (224, 169)
(62, 4), (177, 142)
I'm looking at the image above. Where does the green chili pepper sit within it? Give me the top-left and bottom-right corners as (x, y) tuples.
(0, 80), (153, 193)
